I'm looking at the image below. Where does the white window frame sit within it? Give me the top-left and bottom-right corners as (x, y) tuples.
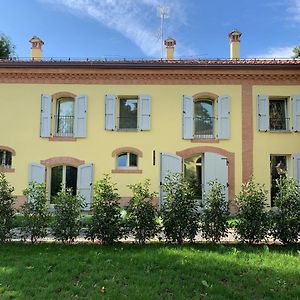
(0, 150), (12, 168)
(117, 96), (139, 131)
(55, 97), (75, 137)
(116, 152), (139, 169)
(269, 98), (289, 132)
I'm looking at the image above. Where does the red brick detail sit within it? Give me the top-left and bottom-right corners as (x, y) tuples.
(191, 138), (219, 143)
(48, 137), (77, 142)
(52, 91), (76, 99)
(0, 167), (15, 173)
(176, 146), (235, 201)
(0, 145), (16, 156)
(41, 156), (85, 167)
(193, 92), (218, 100)
(14, 195), (27, 210)
(112, 147), (143, 157)
(111, 169), (142, 174)
(242, 83), (253, 182)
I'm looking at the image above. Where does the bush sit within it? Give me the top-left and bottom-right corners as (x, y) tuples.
(52, 187), (84, 243)
(200, 180), (229, 243)
(126, 179), (158, 244)
(235, 177), (269, 244)
(21, 182), (49, 243)
(271, 176), (300, 244)
(86, 175), (122, 244)
(0, 173), (15, 242)
(161, 173), (200, 244)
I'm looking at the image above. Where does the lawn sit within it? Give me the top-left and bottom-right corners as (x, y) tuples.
(0, 243), (299, 300)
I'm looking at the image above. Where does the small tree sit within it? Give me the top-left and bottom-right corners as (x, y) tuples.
(235, 177), (269, 244)
(0, 173), (15, 242)
(161, 173), (200, 244)
(292, 46), (300, 58)
(0, 34), (15, 58)
(126, 179), (158, 244)
(86, 175), (122, 244)
(200, 180), (229, 243)
(271, 177), (300, 244)
(52, 187), (84, 243)
(21, 182), (49, 243)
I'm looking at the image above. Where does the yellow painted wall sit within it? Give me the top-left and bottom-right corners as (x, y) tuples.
(1, 84), (242, 199)
(252, 85), (300, 204)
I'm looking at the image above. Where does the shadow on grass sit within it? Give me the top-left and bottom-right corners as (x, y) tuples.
(0, 243), (299, 299)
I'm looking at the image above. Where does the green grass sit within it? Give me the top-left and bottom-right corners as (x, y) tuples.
(0, 243), (299, 300)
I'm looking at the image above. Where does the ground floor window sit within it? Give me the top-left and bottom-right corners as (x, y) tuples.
(270, 155), (287, 207)
(0, 150), (12, 168)
(50, 165), (77, 202)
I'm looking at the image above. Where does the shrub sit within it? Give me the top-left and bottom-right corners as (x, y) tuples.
(235, 177), (269, 244)
(52, 187), (84, 243)
(126, 179), (158, 244)
(0, 173), (15, 242)
(200, 180), (229, 243)
(86, 175), (122, 244)
(21, 182), (49, 243)
(271, 176), (300, 244)
(161, 173), (200, 244)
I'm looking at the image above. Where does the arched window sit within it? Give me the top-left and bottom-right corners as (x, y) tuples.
(117, 152), (138, 168)
(56, 97), (75, 137)
(0, 149), (12, 168)
(194, 99), (214, 138)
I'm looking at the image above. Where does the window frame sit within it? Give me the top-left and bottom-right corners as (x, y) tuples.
(0, 146), (16, 173)
(117, 152), (138, 169)
(269, 97), (289, 132)
(55, 97), (75, 137)
(117, 96), (139, 131)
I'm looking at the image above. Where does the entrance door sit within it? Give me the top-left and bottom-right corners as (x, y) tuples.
(160, 152), (182, 206)
(203, 152), (228, 200)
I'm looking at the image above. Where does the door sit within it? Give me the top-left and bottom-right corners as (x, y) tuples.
(160, 152), (182, 206)
(203, 152), (228, 200)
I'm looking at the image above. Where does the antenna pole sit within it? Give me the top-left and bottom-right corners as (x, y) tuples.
(157, 5), (169, 59)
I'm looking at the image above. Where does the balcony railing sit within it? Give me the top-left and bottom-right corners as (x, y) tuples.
(55, 115), (74, 137)
(269, 117), (289, 131)
(194, 116), (214, 138)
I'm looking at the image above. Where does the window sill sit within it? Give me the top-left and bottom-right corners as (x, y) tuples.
(111, 169), (142, 174)
(48, 137), (77, 142)
(191, 138), (219, 143)
(0, 167), (15, 173)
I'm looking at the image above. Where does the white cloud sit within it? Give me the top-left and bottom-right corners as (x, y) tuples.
(41, 0), (191, 57)
(248, 46), (295, 58)
(288, 0), (300, 22)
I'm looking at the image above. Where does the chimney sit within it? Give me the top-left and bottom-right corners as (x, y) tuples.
(29, 36), (44, 61)
(164, 37), (176, 60)
(228, 29), (242, 59)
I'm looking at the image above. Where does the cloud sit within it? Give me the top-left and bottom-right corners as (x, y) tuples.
(41, 0), (191, 58)
(288, 0), (300, 22)
(248, 46), (295, 58)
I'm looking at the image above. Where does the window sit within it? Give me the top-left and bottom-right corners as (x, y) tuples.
(118, 97), (138, 130)
(117, 152), (138, 168)
(269, 99), (288, 131)
(50, 165), (77, 202)
(0, 150), (12, 168)
(194, 99), (214, 138)
(55, 97), (75, 137)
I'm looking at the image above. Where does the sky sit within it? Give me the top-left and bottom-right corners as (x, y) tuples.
(0, 0), (299, 60)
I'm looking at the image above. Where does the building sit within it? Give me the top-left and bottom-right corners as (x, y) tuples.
(0, 31), (300, 212)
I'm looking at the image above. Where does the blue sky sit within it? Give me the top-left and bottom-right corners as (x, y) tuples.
(0, 0), (299, 59)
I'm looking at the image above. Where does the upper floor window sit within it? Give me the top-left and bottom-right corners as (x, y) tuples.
(56, 97), (75, 137)
(105, 94), (151, 131)
(0, 150), (12, 168)
(269, 99), (288, 131)
(194, 99), (214, 138)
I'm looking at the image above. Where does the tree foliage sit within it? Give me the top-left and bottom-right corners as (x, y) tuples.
(292, 46), (300, 58)
(0, 34), (15, 58)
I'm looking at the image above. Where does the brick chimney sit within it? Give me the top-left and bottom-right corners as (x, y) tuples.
(29, 36), (44, 61)
(164, 37), (176, 60)
(228, 30), (242, 59)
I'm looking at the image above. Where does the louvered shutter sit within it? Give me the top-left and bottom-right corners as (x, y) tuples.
(40, 94), (52, 137)
(257, 95), (269, 131)
(105, 94), (116, 130)
(293, 154), (300, 187)
(218, 95), (230, 139)
(74, 95), (87, 137)
(28, 163), (45, 184)
(138, 95), (151, 130)
(182, 95), (194, 139)
(77, 163), (93, 211)
(292, 95), (300, 132)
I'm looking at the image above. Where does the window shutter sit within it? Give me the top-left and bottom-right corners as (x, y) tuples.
(105, 94), (116, 130)
(182, 95), (194, 139)
(218, 95), (230, 139)
(293, 154), (300, 186)
(74, 95), (87, 137)
(28, 163), (45, 184)
(40, 94), (52, 137)
(138, 94), (151, 130)
(257, 95), (269, 131)
(77, 163), (93, 211)
(292, 95), (300, 132)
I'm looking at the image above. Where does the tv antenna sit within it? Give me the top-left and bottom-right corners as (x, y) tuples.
(157, 5), (170, 59)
